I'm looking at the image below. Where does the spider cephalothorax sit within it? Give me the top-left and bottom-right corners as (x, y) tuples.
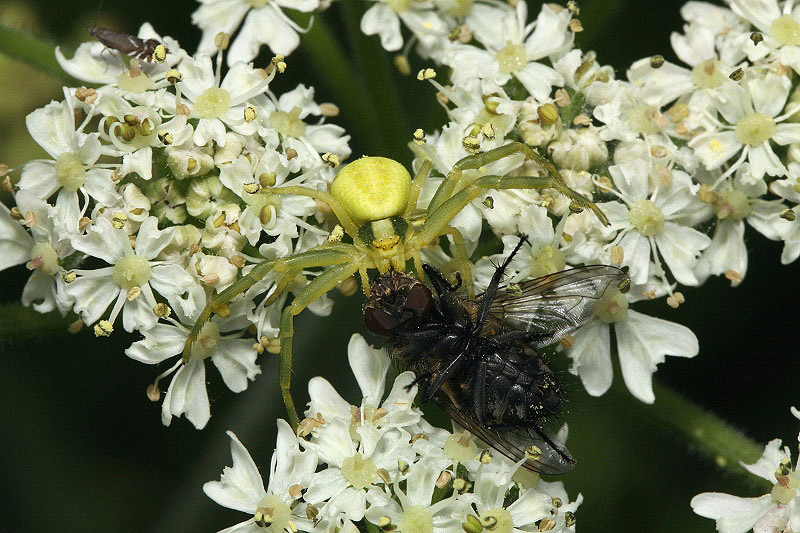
(182, 141), (608, 428)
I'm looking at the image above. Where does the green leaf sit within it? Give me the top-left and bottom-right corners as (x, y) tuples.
(0, 23), (75, 82)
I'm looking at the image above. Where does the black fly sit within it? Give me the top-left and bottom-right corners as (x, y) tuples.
(364, 238), (629, 474)
(88, 25), (166, 63)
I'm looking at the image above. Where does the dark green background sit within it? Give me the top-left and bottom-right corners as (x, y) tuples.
(1, 0), (798, 531)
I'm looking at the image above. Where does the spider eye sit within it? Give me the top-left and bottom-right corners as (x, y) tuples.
(364, 306), (400, 335)
(404, 283), (432, 318)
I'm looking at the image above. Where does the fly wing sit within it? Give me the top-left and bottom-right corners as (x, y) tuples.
(485, 265), (628, 348)
(435, 391), (575, 475)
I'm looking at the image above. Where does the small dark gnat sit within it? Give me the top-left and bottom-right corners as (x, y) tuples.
(365, 238), (629, 474)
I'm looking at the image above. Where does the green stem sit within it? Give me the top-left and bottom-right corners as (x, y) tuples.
(0, 24), (73, 81)
(292, 10), (389, 156)
(610, 376), (769, 488)
(338, 0), (410, 160)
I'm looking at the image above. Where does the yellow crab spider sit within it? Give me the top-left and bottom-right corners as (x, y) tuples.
(181, 141), (608, 429)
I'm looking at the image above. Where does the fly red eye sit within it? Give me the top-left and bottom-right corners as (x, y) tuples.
(364, 306), (400, 335)
(404, 282), (432, 318)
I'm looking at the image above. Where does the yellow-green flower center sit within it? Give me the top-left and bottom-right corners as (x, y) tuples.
(117, 71), (154, 93)
(443, 432), (478, 463)
(771, 14), (800, 46)
(54, 152), (86, 192)
(341, 452), (378, 489)
(480, 509), (514, 533)
(112, 254), (152, 291)
(595, 289), (628, 324)
(714, 189), (751, 221)
(253, 494), (291, 532)
(248, 0), (269, 7)
(626, 104), (662, 135)
(531, 245), (566, 278)
(30, 243), (59, 276)
(399, 506), (433, 533)
(690, 59), (727, 89)
(629, 199), (665, 236)
(269, 106), (306, 138)
(496, 41), (528, 74)
(735, 112), (776, 146)
(191, 321), (220, 360)
(194, 87), (232, 119)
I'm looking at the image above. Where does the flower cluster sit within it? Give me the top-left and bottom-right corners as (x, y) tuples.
(205, 334), (580, 532)
(0, 23), (350, 429)
(343, 0), (800, 404)
(692, 407), (800, 532)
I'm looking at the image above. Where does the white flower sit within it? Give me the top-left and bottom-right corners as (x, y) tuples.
(126, 297), (259, 429)
(64, 216), (196, 332)
(692, 408), (800, 533)
(21, 93), (118, 209)
(177, 54), (272, 147)
(568, 286), (699, 403)
(204, 424), (318, 532)
(443, 2), (570, 100)
(192, 0), (319, 65)
(599, 158), (711, 286)
(690, 74), (800, 183)
(360, 0), (448, 53)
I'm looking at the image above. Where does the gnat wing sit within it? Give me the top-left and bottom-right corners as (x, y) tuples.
(434, 391), (575, 475)
(485, 265), (628, 348)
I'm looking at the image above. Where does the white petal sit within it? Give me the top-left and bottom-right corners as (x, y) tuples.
(211, 338), (261, 393)
(568, 320), (613, 396)
(0, 202), (33, 271)
(691, 492), (774, 533)
(25, 100), (74, 159)
(307, 376), (351, 420)
(126, 324), (186, 364)
(162, 359), (211, 429)
(203, 430), (267, 513)
(741, 439), (786, 483)
(655, 222), (711, 286)
(615, 309), (698, 403)
(360, 4), (402, 51)
(348, 333), (389, 407)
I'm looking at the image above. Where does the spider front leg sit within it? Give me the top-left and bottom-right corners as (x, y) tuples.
(182, 247), (354, 362)
(417, 173), (606, 254)
(441, 225), (475, 298)
(427, 141), (607, 225)
(278, 261), (362, 429)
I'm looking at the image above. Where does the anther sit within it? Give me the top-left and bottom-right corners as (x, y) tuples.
(214, 32), (230, 50)
(153, 303), (171, 318)
(152, 44), (167, 63)
(435, 470), (452, 488)
(166, 69), (182, 84)
(393, 55), (411, 75)
(567, 0), (579, 15)
(322, 152), (339, 168)
(75, 87), (98, 104)
(319, 103), (339, 117)
(780, 208), (795, 221)
(729, 68), (744, 81)
(462, 135), (480, 153)
(243, 105), (257, 123)
(538, 517), (557, 531)
(416, 67), (436, 80)
(462, 515), (482, 533)
(93, 320), (114, 337)
(650, 54), (665, 68)
(482, 196), (494, 209)
(568, 18), (583, 32)
(157, 130), (173, 145)
(538, 103), (559, 125)
(478, 449), (493, 464)
(413, 128), (427, 145)
(68, 319), (83, 334)
(750, 32), (764, 45)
